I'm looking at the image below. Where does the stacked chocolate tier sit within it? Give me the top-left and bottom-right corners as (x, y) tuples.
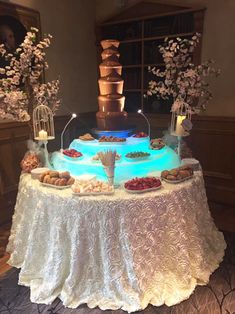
(96, 39), (127, 130)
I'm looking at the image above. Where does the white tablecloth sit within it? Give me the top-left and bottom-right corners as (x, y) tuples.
(7, 172), (226, 312)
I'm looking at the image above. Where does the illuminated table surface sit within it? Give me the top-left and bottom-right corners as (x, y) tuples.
(7, 172), (226, 312)
(51, 138), (181, 184)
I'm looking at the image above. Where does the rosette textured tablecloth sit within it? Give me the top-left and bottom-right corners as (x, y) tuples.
(7, 173), (226, 312)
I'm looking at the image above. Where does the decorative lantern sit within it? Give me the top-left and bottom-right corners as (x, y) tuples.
(33, 103), (55, 168)
(170, 102), (192, 158)
(33, 104), (55, 141)
(170, 103), (192, 137)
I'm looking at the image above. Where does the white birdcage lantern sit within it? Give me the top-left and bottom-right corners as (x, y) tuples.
(33, 104), (55, 141)
(170, 101), (192, 158)
(33, 103), (55, 168)
(170, 102), (192, 137)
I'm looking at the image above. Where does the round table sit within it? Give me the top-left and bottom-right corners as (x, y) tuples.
(7, 172), (226, 312)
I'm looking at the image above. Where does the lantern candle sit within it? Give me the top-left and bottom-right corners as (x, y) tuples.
(175, 115), (186, 136)
(38, 130), (48, 140)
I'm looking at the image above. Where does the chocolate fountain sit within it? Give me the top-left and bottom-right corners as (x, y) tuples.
(96, 39), (128, 132)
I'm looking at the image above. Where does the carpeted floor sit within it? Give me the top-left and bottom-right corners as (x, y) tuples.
(0, 233), (234, 314)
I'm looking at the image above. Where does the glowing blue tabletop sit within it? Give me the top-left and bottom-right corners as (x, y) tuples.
(51, 137), (181, 184)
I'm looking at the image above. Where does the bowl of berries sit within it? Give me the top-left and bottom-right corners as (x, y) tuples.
(62, 149), (83, 160)
(132, 132), (148, 138)
(124, 176), (162, 193)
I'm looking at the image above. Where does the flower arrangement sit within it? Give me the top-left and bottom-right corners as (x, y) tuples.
(0, 27), (60, 123)
(147, 33), (220, 114)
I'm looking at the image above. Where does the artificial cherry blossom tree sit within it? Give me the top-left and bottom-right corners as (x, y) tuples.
(147, 33), (219, 114)
(0, 27), (60, 129)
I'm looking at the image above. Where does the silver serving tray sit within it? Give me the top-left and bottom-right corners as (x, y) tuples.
(72, 189), (114, 196)
(124, 184), (161, 194)
(41, 182), (72, 189)
(162, 175), (193, 184)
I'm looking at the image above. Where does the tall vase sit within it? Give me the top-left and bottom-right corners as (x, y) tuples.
(103, 166), (115, 186)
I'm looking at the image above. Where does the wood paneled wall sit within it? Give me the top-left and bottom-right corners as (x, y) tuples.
(1, 113), (234, 230)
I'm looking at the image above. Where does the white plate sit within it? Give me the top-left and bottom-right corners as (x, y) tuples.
(62, 154), (83, 161)
(162, 175), (193, 184)
(98, 141), (126, 145)
(150, 145), (165, 150)
(78, 138), (96, 142)
(124, 185), (162, 194)
(41, 182), (72, 189)
(129, 136), (149, 140)
(31, 167), (49, 179)
(72, 189), (114, 196)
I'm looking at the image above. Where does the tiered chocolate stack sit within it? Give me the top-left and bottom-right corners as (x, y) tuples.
(96, 40), (128, 131)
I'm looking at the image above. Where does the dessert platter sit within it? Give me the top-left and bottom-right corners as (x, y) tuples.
(125, 151), (150, 161)
(150, 138), (165, 150)
(132, 132), (148, 138)
(62, 149), (83, 160)
(72, 179), (114, 196)
(124, 176), (162, 194)
(39, 170), (75, 189)
(79, 133), (95, 141)
(99, 135), (126, 143)
(161, 165), (194, 183)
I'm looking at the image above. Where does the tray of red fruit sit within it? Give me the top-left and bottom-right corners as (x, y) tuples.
(132, 132), (148, 138)
(62, 149), (83, 160)
(124, 177), (162, 194)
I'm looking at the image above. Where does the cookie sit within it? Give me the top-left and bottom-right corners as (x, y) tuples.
(67, 177), (75, 185)
(166, 174), (176, 180)
(161, 170), (169, 178)
(49, 170), (59, 178)
(59, 171), (70, 179)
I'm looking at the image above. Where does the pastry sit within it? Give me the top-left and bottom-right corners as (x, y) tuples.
(59, 171), (70, 179)
(49, 177), (57, 185)
(43, 174), (51, 184)
(176, 174), (183, 180)
(166, 175), (176, 180)
(49, 170), (59, 177)
(54, 178), (61, 186)
(39, 172), (47, 182)
(79, 133), (95, 141)
(59, 178), (67, 186)
(67, 177), (75, 185)
(179, 170), (191, 178)
(169, 169), (178, 176)
(161, 170), (169, 178)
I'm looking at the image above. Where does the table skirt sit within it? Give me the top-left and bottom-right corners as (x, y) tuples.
(7, 173), (226, 312)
